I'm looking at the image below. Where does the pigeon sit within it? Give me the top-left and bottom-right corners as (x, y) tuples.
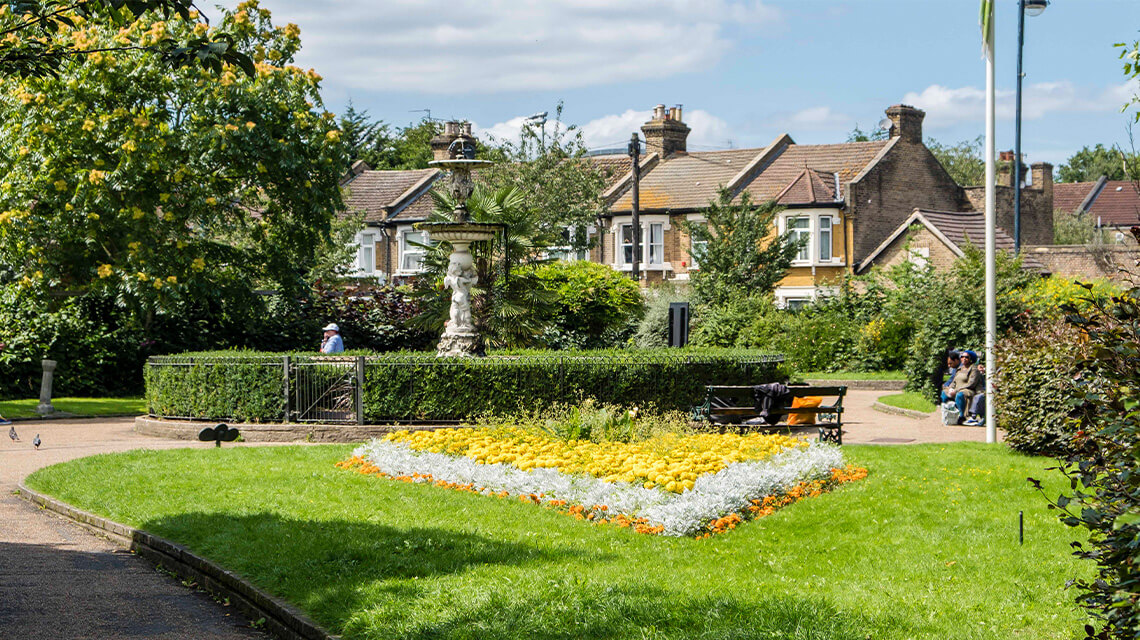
(8, 425), (17, 441)
(32, 434), (40, 450)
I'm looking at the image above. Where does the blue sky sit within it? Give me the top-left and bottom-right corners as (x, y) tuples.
(230, 0), (1140, 166)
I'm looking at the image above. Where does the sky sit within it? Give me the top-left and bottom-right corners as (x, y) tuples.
(219, 0), (1140, 166)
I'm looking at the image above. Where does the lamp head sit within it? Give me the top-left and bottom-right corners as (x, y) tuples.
(1025, 0), (1048, 17)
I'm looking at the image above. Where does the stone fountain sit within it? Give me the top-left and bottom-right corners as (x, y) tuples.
(416, 122), (498, 357)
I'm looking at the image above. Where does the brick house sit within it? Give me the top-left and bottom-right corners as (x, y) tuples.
(597, 104), (1054, 307)
(1052, 176), (1140, 238)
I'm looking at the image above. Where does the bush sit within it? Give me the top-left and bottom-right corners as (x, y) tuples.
(306, 281), (435, 353)
(994, 316), (1085, 456)
(532, 261), (644, 350)
(1016, 276), (1119, 322)
(632, 286), (689, 348)
(144, 349), (784, 422)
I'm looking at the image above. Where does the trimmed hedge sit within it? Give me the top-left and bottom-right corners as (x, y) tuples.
(145, 349), (784, 423)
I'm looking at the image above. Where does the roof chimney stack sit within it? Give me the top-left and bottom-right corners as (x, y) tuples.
(885, 104), (925, 144)
(430, 121), (461, 161)
(642, 103), (690, 156)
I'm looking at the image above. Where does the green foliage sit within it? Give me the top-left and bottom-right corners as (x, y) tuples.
(632, 285), (689, 349)
(994, 316), (1083, 456)
(307, 281), (435, 353)
(926, 136), (985, 186)
(0, 3), (347, 339)
(144, 349), (783, 422)
(846, 124), (888, 143)
(478, 102), (611, 253)
(1057, 144), (1136, 183)
(681, 188), (801, 306)
(336, 99), (390, 169)
(1032, 285), (1140, 638)
(1053, 209), (1102, 244)
(0, 396), (144, 418)
(531, 261), (644, 350)
(1016, 276), (1120, 322)
(0, 0), (254, 79)
(1120, 39), (1140, 125)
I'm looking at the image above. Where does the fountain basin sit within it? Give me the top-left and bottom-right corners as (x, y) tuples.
(414, 221), (499, 243)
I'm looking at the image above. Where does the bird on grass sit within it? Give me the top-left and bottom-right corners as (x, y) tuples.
(8, 425), (17, 441)
(33, 434), (40, 450)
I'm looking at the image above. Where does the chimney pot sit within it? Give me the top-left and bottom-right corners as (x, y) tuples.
(654, 104), (666, 120)
(884, 104), (925, 143)
(642, 102), (690, 156)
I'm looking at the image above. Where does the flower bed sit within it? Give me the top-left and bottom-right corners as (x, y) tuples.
(339, 429), (866, 537)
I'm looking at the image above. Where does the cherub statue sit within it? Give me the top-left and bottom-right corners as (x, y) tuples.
(443, 261), (477, 332)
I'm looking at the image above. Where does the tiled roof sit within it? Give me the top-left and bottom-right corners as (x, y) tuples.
(587, 154), (634, 190)
(342, 168), (439, 223)
(739, 141), (888, 202)
(1089, 181), (1140, 227)
(609, 148), (768, 212)
(916, 210), (1049, 272)
(390, 188), (438, 222)
(775, 168), (841, 206)
(1053, 181), (1098, 214)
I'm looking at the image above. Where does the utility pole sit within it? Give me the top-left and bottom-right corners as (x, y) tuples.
(628, 132), (641, 281)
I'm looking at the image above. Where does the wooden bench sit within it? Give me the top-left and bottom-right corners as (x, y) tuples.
(690, 385), (847, 444)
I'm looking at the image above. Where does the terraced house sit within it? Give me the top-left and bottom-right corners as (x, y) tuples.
(596, 103), (1054, 306)
(340, 105), (1054, 304)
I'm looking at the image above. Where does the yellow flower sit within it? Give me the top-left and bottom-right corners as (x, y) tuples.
(224, 123), (239, 132)
(166, 276), (177, 284)
(191, 257), (206, 271)
(97, 264), (113, 278)
(153, 279), (163, 290)
(82, 119), (96, 131)
(88, 170), (105, 184)
(53, 180), (68, 192)
(86, 213), (98, 220)
(131, 206), (145, 219)
(325, 130), (341, 142)
(64, 203), (74, 211)
(283, 23), (300, 38)
(121, 140), (137, 152)
(245, 121), (256, 129)
(128, 241), (141, 252)
(159, 193), (171, 203)
(205, 197), (218, 206)
(17, 146), (29, 157)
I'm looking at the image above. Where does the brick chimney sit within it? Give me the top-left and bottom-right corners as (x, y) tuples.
(884, 104), (925, 143)
(1031, 162), (1053, 199)
(641, 104), (690, 156)
(997, 151), (1029, 188)
(430, 121), (461, 161)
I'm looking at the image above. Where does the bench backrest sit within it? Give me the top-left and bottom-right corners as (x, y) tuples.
(706, 385), (846, 400)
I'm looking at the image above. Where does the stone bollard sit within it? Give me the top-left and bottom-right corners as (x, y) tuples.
(36, 359), (56, 415)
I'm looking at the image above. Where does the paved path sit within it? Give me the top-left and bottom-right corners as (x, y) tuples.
(0, 391), (994, 639)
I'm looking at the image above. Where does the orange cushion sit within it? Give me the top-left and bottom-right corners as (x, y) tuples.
(787, 396), (823, 425)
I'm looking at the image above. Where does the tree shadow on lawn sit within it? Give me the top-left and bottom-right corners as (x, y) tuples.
(380, 583), (887, 640)
(138, 510), (606, 631)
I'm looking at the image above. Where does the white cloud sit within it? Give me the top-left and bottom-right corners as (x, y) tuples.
(769, 106), (852, 131)
(232, 0), (781, 94)
(904, 79), (1140, 127)
(474, 108), (733, 151)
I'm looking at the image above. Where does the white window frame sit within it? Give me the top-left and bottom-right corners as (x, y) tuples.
(353, 230), (378, 276)
(612, 216), (672, 271)
(777, 210), (844, 267)
(548, 225), (594, 262)
(788, 216), (811, 264)
(774, 285), (839, 309)
(398, 228), (430, 275)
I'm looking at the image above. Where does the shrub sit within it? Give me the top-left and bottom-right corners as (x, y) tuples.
(144, 349), (783, 422)
(633, 286), (689, 348)
(994, 317), (1084, 456)
(307, 281), (435, 353)
(532, 261), (644, 350)
(1016, 276), (1119, 322)
(689, 296), (773, 348)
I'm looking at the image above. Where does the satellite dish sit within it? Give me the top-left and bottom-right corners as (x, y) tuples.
(877, 118), (893, 131)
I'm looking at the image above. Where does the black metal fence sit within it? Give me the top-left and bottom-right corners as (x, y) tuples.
(145, 351), (784, 424)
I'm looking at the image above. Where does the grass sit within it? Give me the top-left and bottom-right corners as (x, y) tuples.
(0, 397), (145, 419)
(800, 370), (905, 381)
(878, 392), (938, 413)
(26, 442), (1088, 640)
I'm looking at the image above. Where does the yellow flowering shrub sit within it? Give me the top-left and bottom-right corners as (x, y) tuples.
(387, 428), (807, 493)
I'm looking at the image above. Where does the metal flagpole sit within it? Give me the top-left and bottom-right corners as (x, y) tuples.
(983, 0), (998, 444)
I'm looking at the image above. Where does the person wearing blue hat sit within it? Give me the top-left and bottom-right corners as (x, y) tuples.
(945, 350), (982, 425)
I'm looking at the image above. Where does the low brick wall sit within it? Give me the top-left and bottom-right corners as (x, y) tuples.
(1025, 244), (1140, 281)
(18, 484), (333, 640)
(134, 416), (457, 443)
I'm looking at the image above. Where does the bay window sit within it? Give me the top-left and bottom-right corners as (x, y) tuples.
(620, 222), (664, 266)
(399, 229), (429, 272)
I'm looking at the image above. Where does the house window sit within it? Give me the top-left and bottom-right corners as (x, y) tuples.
(356, 231), (377, 275)
(789, 217), (811, 262)
(690, 227), (708, 269)
(819, 216), (832, 262)
(785, 298), (810, 311)
(620, 223), (664, 266)
(400, 230), (428, 272)
(549, 226), (592, 261)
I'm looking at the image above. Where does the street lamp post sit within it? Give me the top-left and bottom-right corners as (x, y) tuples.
(628, 133), (641, 281)
(1014, 0), (1048, 253)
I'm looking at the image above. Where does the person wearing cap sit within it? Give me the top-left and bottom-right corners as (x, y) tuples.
(945, 350), (981, 424)
(320, 323), (344, 354)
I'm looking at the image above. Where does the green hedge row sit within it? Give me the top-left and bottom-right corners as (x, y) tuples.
(145, 349), (784, 423)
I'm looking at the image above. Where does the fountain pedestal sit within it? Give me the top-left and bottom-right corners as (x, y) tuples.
(417, 222), (498, 357)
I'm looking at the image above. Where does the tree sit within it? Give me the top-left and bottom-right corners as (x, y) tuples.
(926, 136), (986, 186)
(479, 103), (611, 253)
(680, 188), (802, 307)
(1057, 144), (1135, 183)
(337, 99), (390, 169)
(0, 1), (347, 338)
(846, 124), (887, 143)
(0, 0), (253, 78)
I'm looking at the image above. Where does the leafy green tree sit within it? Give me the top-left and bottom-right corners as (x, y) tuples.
(680, 188), (802, 307)
(532, 260), (643, 349)
(1057, 144), (1135, 183)
(479, 103), (611, 253)
(926, 136), (986, 186)
(338, 99), (390, 169)
(411, 185), (555, 349)
(0, 0), (253, 78)
(0, 1), (347, 338)
(846, 124), (887, 143)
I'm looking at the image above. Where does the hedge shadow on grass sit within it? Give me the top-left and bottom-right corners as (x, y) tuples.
(137, 511), (604, 631)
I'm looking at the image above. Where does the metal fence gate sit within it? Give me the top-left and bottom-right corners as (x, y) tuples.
(285, 356), (363, 424)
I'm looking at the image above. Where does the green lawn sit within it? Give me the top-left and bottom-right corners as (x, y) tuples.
(878, 392), (937, 413)
(26, 443), (1087, 639)
(0, 397), (145, 419)
(800, 370), (906, 381)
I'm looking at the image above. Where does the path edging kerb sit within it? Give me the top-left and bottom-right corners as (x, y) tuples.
(17, 484), (338, 640)
(871, 401), (933, 420)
